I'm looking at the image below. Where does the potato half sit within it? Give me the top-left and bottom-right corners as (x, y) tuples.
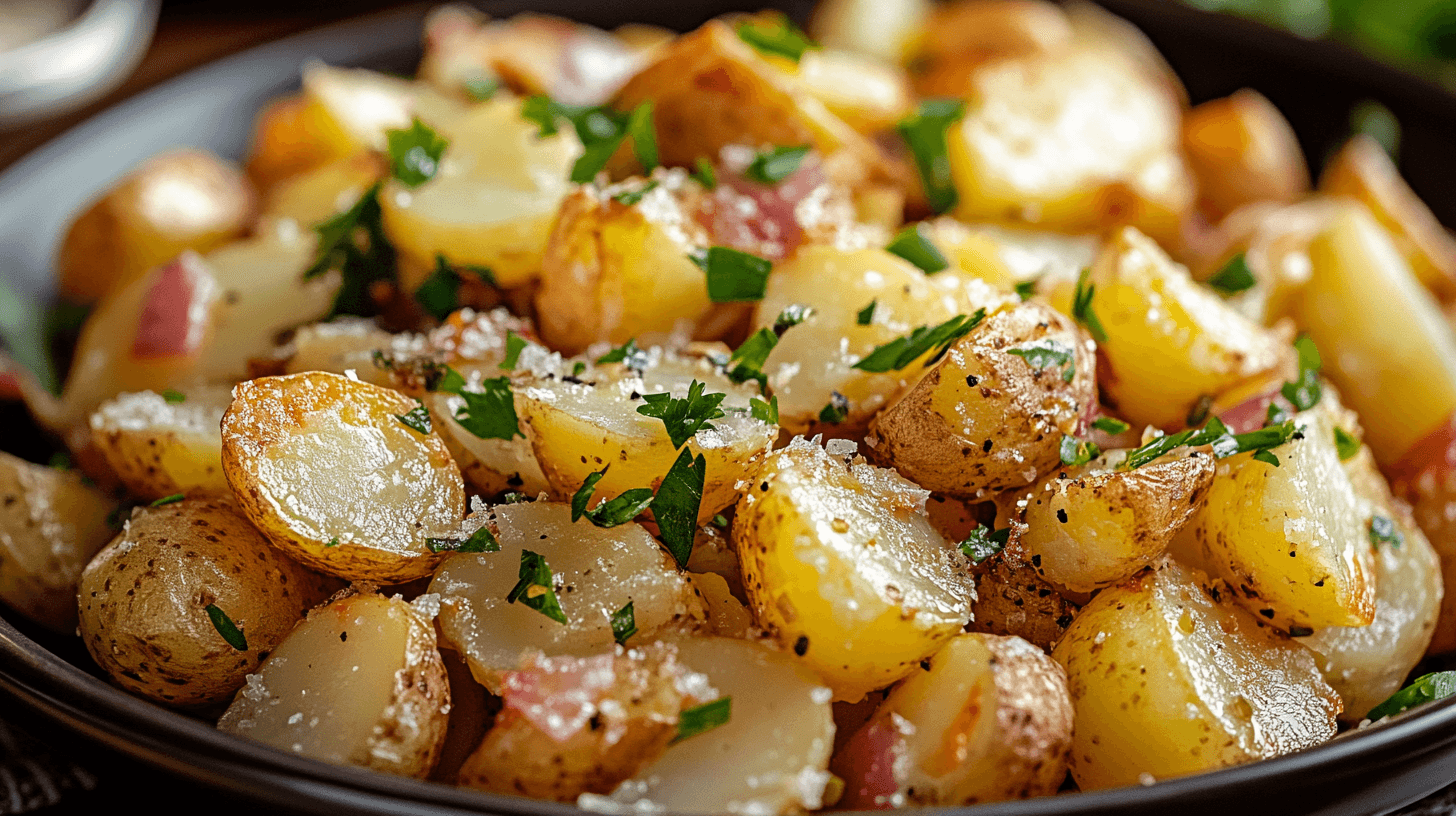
(89, 385), (235, 502)
(1181, 89), (1308, 221)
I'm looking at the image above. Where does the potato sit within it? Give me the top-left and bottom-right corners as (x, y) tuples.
(58, 149), (257, 305)
(833, 633), (1072, 807)
(457, 644), (708, 800)
(245, 93), (345, 190)
(1321, 134), (1456, 301)
(1048, 227), (1291, 431)
(735, 438), (974, 701)
(1293, 202), (1456, 465)
(517, 348), (776, 526)
(591, 636), (836, 815)
(1009, 448), (1215, 592)
(810, 0), (930, 62)
(260, 153), (385, 228)
(869, 301), (1095, 498)
(217, 591), (449, 778)
(431, 501), (706, 691)
(792, 48), (913, 133)
(282, 318), (404, 386)
(77, 497), (334, 709)
(926, 219), (1100, 293)
(967, 554), (1079, 652)
(685, 523), (743, 600)
(0, 452), (115, 632)
(52, 220), (339, 431)
(299, 63), (470, 160)
(221, 371), (467, 583)
(690, 572), (755, 639)
(1181, 89), (1309, 221)
(1189, 199), (1334, 327)
(88, 385), (234, 502)
(380, 95), (583, 289)
(1182, 403), (1376, 631)
(1390, 420), (1456, 655)
(1053, 559), (1340, 790)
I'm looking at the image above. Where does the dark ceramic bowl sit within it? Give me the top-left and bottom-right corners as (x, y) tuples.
(3, 2), (1456, 814)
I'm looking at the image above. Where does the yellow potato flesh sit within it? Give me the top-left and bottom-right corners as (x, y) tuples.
(89, 385), (234, 501)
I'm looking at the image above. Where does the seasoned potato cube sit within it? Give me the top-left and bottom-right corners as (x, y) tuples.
(1050, 227), (1291, 430)
(870, 301), (1095, 498)
(967, 554), (1079, 651)
(431, 501), (706, 691)
(1321, 135), (1456, 301)
(518, 349), (776, 525)
(457, 645), (707, 800)
(0, 452), (115, 632)
(594, 636), (836, 815)
(89, 385), (234, 501)
(218, 591), (450, 778)
(834, 633), (1073, 807)
(78, 497), (335, 708)
(735, 438), (974, 701)
(1053, 559), (1340, 790)
(1181, 89), (1309, 221)
(1294, 202), (1456, 465)
(58, 149), (257, 304)
(221, 371), (467, 583)
(1010, 449), (1215, 592)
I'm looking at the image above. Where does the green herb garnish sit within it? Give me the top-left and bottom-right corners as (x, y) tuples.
(1060, 436), (1101, 467)
(675, 697), (732, 742)
(724, 305), (813, 385)
(452, 377), (523, 440)
(161, 389), (186, 404)
(819, 392), (849, 424)
(522, 97), (658, 182)
(303, 182), (396, 318)
(385, 118), (448, 188)
(149, 493), (184, 508)
(415, 255), (461, 320)
(611, 601), (637, 645)
(501, 330), (532, 371)
(572, 467), (655, 527)
(1092, 416), (1130, 434)
(1207, 253), (1256, 295)
(656, 448), (707, 566)
(1281, 335), (1322, 412)
(886, 224), (949, 274)
(506, 550), (568, 624)
(691, 246), (774, 303)
(1008, 339), (1076, 383)
(692, 157), (717, 190)
(750, 395), (779, 424)
(1071, 267), (1108, 344)
(596, 337), (649, 370)
(462, 75), (500, 102)
(205, 604), (248, 651)
(1368, 671), (1456, 722)
(1014, 279), (1037, 301)
(852, 310), (985, 372)
(636, 380), (728, 448)
(396, 403), (432, 435)
(427, 525), (501, 554)
(612, 180), (660, 206)
(1370, 515), (1404, 549)
(960, 525), (1010, 564)
(743, 145), (811, 184)
(1334, 427), (1361, 461)
(736, 16), (816, 62)
(897, 99), (966, 214)
(856, 300), (877, 326)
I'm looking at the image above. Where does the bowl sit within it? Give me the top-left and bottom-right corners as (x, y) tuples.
(2, 2), (1456, 814)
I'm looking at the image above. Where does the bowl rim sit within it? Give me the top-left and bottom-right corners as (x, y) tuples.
(4, 1), (1456, 814)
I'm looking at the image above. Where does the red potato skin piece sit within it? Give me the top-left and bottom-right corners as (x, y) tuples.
(131, 252), (211, 360)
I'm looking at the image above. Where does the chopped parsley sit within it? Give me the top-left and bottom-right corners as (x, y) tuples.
(1014, 279), (1037, 301)
(522, 97), (658, 182)
(572, 467), (655, 528)
(691, 246), (774, 302)
(1368, 671), (1456, 722)
(736, 16), (816, 62)
(326, 537), (339, 548)
(596, 337), (650, 370)
(856, 300), (877, 326)
(1334, 427), (1361, 461)
(1007, 339), (1076, 383)
(611, 602), (638, 645)
(636, 380), (728, 448)
(303, 182), (396, 318)
(1092, 416), (1130, 434)
(656, 448), (707, 566)
(1060, 436), (1101, 467)
(205, 604), (248, 651)
(501, 330), (532, 371)
(149, 493), (184, 508)
(1207, 253), (1256, 295)
(1120, 417), (1297, 471)
(395, 403), (432, 435)
(1281, 335), (1322, 412)
(426, 525), (501, 554)
(692, 157), (717, 190)
(612, 180), (659, 206)
(415, 255), (461, 320)
(897, 99), (966, 215)
(712, 514), (729, 528)
(572, 361), (588, 377)
(452, 377), (523, 440)
(675, 697), (732, 742)
(1071, 267), (1108, 344)
(385, 118), (448, 188)
(743, 145), (811, 184)
(819, 392), (849, 424)
(852, 310), (985, 372)
(161, 389), (186, 404)
(506, 550), (568, 624)
(1369, 515), (1404, 549)
(462, 74), (500, 102)
(885, 224), (949, 274)
(750, 395), (779, 424)
(724, 304), (813, 385)
(960, 525), (1010, 564)
(626, 102), (658, 172)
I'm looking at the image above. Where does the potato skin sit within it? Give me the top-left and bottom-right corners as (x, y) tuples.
(89, 386), (234, 502)
(871, 301), (1094, 498)
(77, 497), (335, 709)
(967, 554), (1079, 652)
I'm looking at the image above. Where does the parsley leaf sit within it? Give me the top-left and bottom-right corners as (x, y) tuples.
(675, 697), (732, 742)
(656, 448), (707, 566)
(885, 224), (949, 274)
(819, 392), (849, 424)
(1060, 436), (1101, 467)
(750, 395), (779, 424)
(724, 304), (813, 385)
(506, 549), (568, 624)
(150, 493), (184, 508)
(1370, 515), (1404, 549)
(303, 182), (396, 318)
(427, 525), (501, 554)
(1071, 267), (1108, 344)
(415, 255), (461, 320)
(453, 377), (523, 440)
(1092, 416), (1130, 434)
(960, 524), (1010, 564)
(743, 145), (811, 184)
(396, 403), (432, 435)
(692, 157), (717, 190)
(205, 604), (248, 651)
(1207, 253), (1256, 295)
(1334, 427), (1361, 461)
(691, 246), (773, 302)
(161, 389), (186, 404)
(462, 74), (500, 102)
(627, 101), (658, 173)
(736, 16), (816, 62)
(611, 602), (637, 645)
(1368, 671), (1456, 722)
(1281, 335), (1322, 411)
(856, 300), (877, 326)
(636, 380), (727, 448)
(521, 95), (562, 136)
(596, 337), (650, 370)
(853, 310), (985, 372)
(612, 179), (659, 206)
(1008, 339), (1076, 383)
(385, 118), (448, 188)
(501, 330), (532, 371)
(1251, 449), (1280, 466)
(571, 468), (610, 522)
(897, 99), (966, 214)
(572, 466), (655, 527)
(1014, 279), (1037, 301)
(1120, 418), (1297, 471)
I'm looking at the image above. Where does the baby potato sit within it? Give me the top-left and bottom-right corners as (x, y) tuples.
(1053, 559), (1340, 790)
(380, 95), (582, 288)
(735, 438), (974, 701)
(534, 176), (714, 355)
(431, 501), (706, 692)
(58, 149), (257, 305)
(260, 153), (385, 228)
(218, 591), (449, 778)
(89, 385), (234, 502)
(1181, 89), (1309, 222)
(1321, 134), (1456, 301)
(870, 301), (1095, 498)
(458, 645), (707, 800)
(1010, 449), (1215, 593)
(594, 636), (836, 815)
(0, 452), (115, 632)
(300, 63), (470, 160)
(221, 371), (467, 583)
(968, 554), (1079, 652)
(282, 318), (402, 386)
(834, 633), (1073, 807)
(245, 93), (346, 190)
(518, 348), (776, 526)
(78, 497), (334, 709)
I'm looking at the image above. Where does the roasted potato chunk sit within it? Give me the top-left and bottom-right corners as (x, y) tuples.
(1190, 199), (1334, 327)
(870, 301), (1095, 498)
(78, 497), (334, 709)
(1181, 89), (1309, 221)
(221, 371), (467, 583)
(89, 385), (234, 502)
(431, 501), (706, 691)
(260, 153), (385, 228)
(1053, 559), (1340, 790)
(0, 452), (115, 632)
(735, 438), (974, 701)
(58, 149), (257, 304)
(246, 93), (345, 190)
(218, 591), (450, 778)
(967, 554), (1079, 651)
(834, 633), (1073, 807)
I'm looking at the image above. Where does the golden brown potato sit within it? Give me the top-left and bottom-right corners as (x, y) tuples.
(1053, 559), (1340, 790)
(870, 301), (1095, 498)
(218, 590), (450, 778)
(58, 149), (257, 305)
(833, 633), (1073, 807)
(1321, 134), (1456, 301)
(1181, 89), (1309, 222)
(88, 385), (234, 502)
(246, 94), (346, 191)
(0, 452), (115, 632)
(967, 554), (1079, 651)
(77, 497), (334, 709)
(221, 371), (467, 583)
